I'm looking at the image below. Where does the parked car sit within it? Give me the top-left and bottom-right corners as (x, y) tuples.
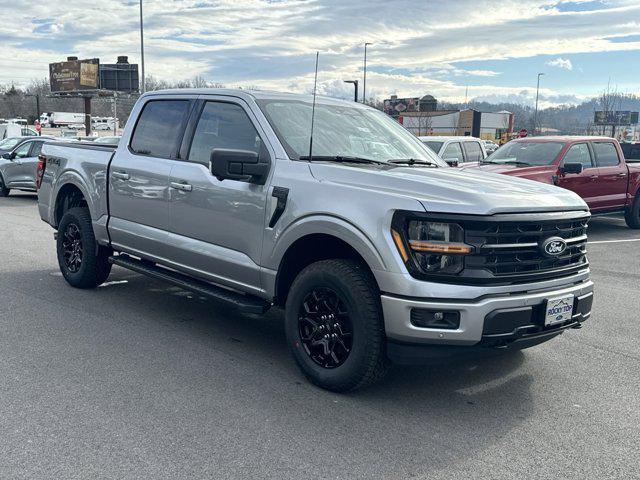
(461, 136), (640, 228)
(37, 89), (593, 391)
(418, 135), (487, 165)
(68, 123), (86, 130)
(482, 139), (499, 154)
(0, 137), (53, 195)
(93, 123), (112, 131)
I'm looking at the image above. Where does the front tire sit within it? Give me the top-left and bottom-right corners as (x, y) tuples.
(57, 207), (112, 288)
(0, 175), (10, 197)
(285, 259), (388, 392)
(625, 195), (640, 229)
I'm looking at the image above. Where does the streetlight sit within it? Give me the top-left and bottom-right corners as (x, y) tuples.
(343, 80), (359, 102)
(363, 42), (372, 104)
(139, 0), (146, 93)
(534, 72), (545, 135)
(25, 94), (40, 133)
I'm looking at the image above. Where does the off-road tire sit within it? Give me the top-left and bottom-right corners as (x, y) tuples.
(625, 194), (640, 229)
(285, 259), (389, 392)
(57, 207), (112, 288)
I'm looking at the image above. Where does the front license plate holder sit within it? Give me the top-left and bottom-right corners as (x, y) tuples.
(544, 294), (574, 326)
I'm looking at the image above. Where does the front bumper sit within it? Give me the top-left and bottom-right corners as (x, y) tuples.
(381, 278), (593, 347)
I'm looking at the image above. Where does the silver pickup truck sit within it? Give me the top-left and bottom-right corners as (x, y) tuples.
(37, 89), (594, 391)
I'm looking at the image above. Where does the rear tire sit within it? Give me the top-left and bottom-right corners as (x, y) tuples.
(57, 207), (112, 288)
(625, 195), (640, 229)
(285, 259), (388, 392)
(0, 175), (10, 197)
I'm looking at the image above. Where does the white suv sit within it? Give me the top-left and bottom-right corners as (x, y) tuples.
(419, 136), (487, 166)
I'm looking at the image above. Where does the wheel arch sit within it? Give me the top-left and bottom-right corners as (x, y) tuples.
(53, 179), (91, 227)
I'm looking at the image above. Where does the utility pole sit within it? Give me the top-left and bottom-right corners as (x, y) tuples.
(139, 0), (146, 93)
(25, 94), (40, 124)
(343, 80), (359, 102)
(112, 92), (118, 134)
(534, 72), (545, 135)
(363, 42), (372, 104)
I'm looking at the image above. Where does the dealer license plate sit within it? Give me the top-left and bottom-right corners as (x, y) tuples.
(544, 294), (574, 326)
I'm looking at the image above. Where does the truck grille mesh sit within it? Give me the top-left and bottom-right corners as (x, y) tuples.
(464, 216), (589, 278)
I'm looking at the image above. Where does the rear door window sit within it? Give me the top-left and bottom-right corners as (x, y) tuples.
(562, 143), (593, 169)
(462, 141), (483, 161)
(130, 100), (191, 159)
(442, 142), (463, 161)
(29, 141), (44, 157)
(593, 142), (620, 167)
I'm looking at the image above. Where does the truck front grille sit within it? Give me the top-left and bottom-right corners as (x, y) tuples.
(463, 214), (589, 281)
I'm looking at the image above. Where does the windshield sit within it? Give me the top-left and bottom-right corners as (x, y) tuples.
(256, 99), (446, 165)
(484, 141), (564, 166)
(423, 141), (444, 153)
(0, 137), (22, 150)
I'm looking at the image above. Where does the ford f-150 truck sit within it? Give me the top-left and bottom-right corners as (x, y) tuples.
(37, 89), (594, 391)
(461, 136), (640, 228)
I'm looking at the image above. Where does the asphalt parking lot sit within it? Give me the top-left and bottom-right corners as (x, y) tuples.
(0, 192), (638, 479)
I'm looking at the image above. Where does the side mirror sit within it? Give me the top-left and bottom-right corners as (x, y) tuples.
(444, 157), (459, 167)
(559, 162), (583, 175)
(210, 148), (269, 185)
(2, 152), (14, 160)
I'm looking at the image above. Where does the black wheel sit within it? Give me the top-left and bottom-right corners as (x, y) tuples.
(56, 207), (112, 288)
(285, 259), (388, 392)
(0, 175), (10, 197)
(625, 195), (640, 229)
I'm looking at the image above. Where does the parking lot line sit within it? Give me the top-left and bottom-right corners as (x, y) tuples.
(589, 238), (640, 245)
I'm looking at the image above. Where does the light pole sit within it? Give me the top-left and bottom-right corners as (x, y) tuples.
(25, 93), (40, 130)
(363, 42), (372, 104)
(139, 0), (146, 93)
(534, 72), (545, 135)
(344, 80), (359, 102)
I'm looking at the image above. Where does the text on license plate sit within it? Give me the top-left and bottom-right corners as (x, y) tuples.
(545, 294), (574, 326)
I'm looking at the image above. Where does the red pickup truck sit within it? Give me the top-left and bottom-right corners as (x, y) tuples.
(461, 136), (640, 228)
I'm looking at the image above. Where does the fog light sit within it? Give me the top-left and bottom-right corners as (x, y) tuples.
(410, 309), (460, 329)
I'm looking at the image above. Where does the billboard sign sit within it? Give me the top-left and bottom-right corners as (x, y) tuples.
(49, 58), (99, 93)
(594, 110), (639, 126)
(383, 97), (419, 116)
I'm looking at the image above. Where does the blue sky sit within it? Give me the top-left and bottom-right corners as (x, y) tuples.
(1, 0), (639, 107)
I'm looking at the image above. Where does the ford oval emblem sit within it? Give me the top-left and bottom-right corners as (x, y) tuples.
(541, 237), (567, 257)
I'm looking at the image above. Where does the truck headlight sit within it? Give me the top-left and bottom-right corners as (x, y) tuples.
(392, 217), (472, 276)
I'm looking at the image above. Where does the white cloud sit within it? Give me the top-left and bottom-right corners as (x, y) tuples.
(0, 0), (638, 106)
(546, 57), (574, 70)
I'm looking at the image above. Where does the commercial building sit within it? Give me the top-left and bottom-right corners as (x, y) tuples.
(398, 108), (514, 140)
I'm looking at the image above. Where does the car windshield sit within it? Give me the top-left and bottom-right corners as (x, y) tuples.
(0, 137), (22, 149)
(423, 141), (444, 153)
(256, 99), (446, 165)
(484, 141), (564, 166)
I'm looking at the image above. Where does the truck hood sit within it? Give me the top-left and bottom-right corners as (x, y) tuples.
(459, 162), (555, 179)
(309, 163), (587, 215)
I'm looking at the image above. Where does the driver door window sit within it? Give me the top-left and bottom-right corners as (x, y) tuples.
(562, 143), (593, 169)
(14, 142), (31, 158)
(188, 102), (263, 166)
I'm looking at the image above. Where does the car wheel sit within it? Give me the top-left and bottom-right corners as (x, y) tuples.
(0, 175), (10, 197)
(57, 207), (112, 288)
(285, 259), (388, 392)
(625, 194), (640, 229)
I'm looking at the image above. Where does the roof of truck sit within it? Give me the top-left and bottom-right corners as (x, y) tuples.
(513, 136), (615, 142)
(141, 88), (364, 106)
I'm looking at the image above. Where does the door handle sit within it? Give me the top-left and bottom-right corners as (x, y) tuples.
(112, 171), (130, 180)
(170, 181), (193, 192)
(617, 173), (628, 178)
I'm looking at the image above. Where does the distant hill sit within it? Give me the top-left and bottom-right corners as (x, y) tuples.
(440, 93), (640, 134)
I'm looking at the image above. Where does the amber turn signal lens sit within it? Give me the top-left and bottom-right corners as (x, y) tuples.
(408, 241), (471, 254)
(391, 229), (409, 262)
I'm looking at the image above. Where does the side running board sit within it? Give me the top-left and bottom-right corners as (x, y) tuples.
(109, 254), (271, 314)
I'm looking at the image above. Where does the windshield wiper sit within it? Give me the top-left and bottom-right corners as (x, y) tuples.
(481, 160), (530, 166)
(387, 158), (438, 167)
(298, 155), (387, 165)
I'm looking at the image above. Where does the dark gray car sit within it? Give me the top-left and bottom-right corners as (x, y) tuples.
(0, 137), (52, 196)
